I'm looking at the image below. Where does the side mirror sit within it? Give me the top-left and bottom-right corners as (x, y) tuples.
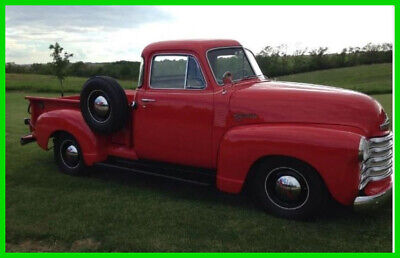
(222, 71), (233, 85)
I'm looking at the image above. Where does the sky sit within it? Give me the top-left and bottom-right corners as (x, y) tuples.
(6, 5), (394, 64)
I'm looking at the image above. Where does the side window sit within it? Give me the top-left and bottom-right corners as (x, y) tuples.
(150, 55), (206, 89)
(186, 56), (206, 89)
(137, 57), (144, 88)
(150, 55), (188, 89)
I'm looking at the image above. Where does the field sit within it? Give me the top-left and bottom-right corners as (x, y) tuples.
(278, 63), (392, 95)
(6, 65), (393, 252)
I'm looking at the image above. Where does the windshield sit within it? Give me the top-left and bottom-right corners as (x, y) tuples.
(207, 47), (264, 84)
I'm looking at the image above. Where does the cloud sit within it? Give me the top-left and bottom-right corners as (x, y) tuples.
(6, 6), (170, 30)
(5, 6), (394, 64)
(6, 6), (171, 63)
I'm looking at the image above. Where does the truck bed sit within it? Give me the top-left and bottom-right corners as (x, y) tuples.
(25, 95), (81, 130)
(26, 90), (137, 130)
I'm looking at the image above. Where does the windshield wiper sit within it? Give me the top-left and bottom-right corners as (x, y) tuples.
(239, 74), (259, 81)
(239, 74), (269, 82)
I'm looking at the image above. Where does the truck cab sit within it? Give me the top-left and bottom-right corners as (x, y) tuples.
(21, 40), (392, 219)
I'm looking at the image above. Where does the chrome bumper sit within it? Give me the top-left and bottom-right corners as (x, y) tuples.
(354, 185), (392, 211)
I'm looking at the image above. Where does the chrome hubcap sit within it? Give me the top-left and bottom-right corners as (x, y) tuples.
(275, 176), (302, 202)
(265, 167), (309, 210)
(87, 90), (111, 123)
(61, 141), (80, 168)
(94, 96), (109, 117)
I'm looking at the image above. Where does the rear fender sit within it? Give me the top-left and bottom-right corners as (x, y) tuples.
(34, 109), (107, 165)
(217, 124), (361, 206)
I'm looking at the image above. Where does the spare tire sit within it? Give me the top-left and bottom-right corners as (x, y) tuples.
(80, 76), (128, 134)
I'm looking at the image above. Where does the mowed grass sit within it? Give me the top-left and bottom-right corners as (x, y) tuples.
(6, 65), (393, 252)
(6, 91), (392, 252)
(6, 73), (136, 93)
(278, 63), (392, 95)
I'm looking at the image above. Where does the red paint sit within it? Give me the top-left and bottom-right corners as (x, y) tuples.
(25, 40), (391, 206)
(217, 124), (361, 205)
(134, 88), (214, 168)
(364, 175), (392, 196)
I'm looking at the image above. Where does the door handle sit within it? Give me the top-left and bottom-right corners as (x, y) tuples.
(141, 98), (156, 103)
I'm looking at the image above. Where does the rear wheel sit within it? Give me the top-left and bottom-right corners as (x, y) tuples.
(53, 132), (86, 176)
(250, 157), (327, 219)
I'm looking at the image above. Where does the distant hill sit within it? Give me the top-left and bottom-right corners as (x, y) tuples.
(278, 63), (392, 95)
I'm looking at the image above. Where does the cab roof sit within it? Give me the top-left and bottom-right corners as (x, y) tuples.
(142, 39), (241, 56)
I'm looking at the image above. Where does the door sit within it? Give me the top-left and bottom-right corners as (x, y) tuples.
(134, 54), (214, 168)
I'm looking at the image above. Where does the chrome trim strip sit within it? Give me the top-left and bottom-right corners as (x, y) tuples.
(360, 168), (392, 190)
(244, 48), (266, 80)
(141, 98), (156, 103)
(369, 143), (393, 155)
(183, 56), (189, 89)
(368, 151), (393, 163)
(369, 132), (393, 143)
(361, 162), (392, 179)
(363, 152), (392, 168)
(354, 184), (392, 210)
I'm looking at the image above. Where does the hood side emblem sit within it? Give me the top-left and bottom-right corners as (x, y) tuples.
(233, 113), (258, 122)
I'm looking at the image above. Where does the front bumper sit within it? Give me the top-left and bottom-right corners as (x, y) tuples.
(354, 184), (392, 211)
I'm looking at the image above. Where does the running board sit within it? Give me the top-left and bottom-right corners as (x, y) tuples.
(95, 158), (216, 186)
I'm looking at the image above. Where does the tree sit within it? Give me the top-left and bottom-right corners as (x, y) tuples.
(49, 42), (73, 96)
(308, 47), (328, 69)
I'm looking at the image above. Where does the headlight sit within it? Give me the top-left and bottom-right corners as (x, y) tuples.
(358, 136), (369, 162)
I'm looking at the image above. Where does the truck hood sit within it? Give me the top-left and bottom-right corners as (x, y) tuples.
(229, 81), (387, 136)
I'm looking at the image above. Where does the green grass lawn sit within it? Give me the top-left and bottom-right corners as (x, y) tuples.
(6, 65), (393, 252)
(5, 73), (136, 93)
(278, 63), (392, 95)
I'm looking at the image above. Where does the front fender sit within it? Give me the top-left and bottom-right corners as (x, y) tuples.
(34, 109), (107, 165)
(217, 124), (362, 206)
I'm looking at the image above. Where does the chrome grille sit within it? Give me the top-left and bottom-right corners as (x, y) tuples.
(359, 133), (393, 190)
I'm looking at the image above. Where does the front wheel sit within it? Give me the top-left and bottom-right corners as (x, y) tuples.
(250, 157), (327, 219)
(53, 132), (86, 176)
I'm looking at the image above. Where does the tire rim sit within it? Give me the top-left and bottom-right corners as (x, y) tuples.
(87, 90), (111, 123)
(60, 140), (80, 169)
(264, 167), (309, 210)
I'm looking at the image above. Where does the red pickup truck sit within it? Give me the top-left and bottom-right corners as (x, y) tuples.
(21, 40), (392, 219)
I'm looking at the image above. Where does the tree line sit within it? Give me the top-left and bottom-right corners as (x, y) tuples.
(6, 60), (141, 80)
(6, 42), (392, 80)
(256, 43), (392, 77)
